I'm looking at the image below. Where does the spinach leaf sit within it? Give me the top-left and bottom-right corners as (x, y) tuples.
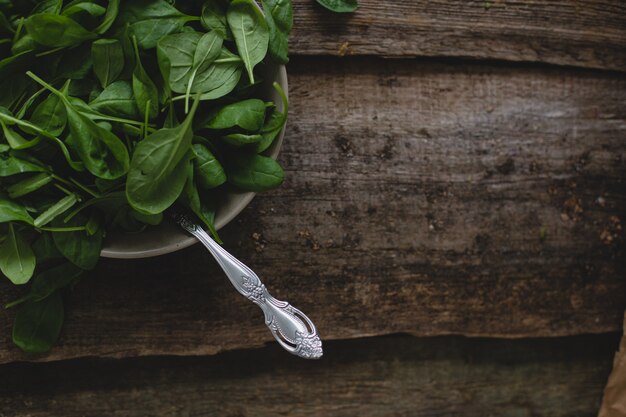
(52, 214), (102, 270)
(222, 132), (263, 146)
(192, 143), (226, 190)
(157, 31), (222, 95)
(0, 198), (34, 224)
(262, 0), (292, 64)
(7, 172), (53, 198)
(256, 81), (288, 153)
(62, 3), (106, 18)
(6, 262), (83, 308)
(227, 0), (269, 84)
(89, 80), (140, 119)
(118, 0), (198, 49)
(94, 0), (120, 34)
(28, 71), (130, 179)
(316, 0), (358, 13)
(202, 99), (266, 131)
(179, 160), (221, 242)
(157, 31), (222, 112)
(132, 37), (159, 120)
(91, 38), (124, 88)
(201, 0), (231, 40)
(34, 193), (79, 228)
(55, 43), (94, 80)
(227, 154), (284, 192)
(12, 290), (64, 353)
(0, 119), (40, 149)
(0, 153), (46, 176)
(126, 96), (200, 215)
(0, 223), (35, 285)
(30, 92), (67, 137)
(31, 232), (63, 263)
(32, 0), (64, 15)
(24, 13), (96, 48)
(0, 111), (85, 172)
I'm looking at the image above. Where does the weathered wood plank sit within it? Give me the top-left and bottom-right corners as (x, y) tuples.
(0, 58), (624, 362)
(0, 334), (618, 417)
(289, 0), (626, 71)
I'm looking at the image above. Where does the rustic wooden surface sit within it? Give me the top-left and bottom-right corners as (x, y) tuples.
(1, 1), (625, 415)
(0, 334), (619, 417)
(289, 0), (626, 71)
(1, 58), (624, 363)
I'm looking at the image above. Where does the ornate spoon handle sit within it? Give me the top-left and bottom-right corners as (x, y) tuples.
(176, 215), (323, 359)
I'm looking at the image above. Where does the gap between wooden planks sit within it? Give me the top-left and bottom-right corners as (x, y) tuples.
(289, 0), (626, 71)
(0, 57), (624, 363)
(0, 334), (619, 417)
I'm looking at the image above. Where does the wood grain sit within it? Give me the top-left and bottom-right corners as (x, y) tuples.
(0, 57), (624, 363)
(0, 334), (619, 417)
(289, 0), (626, 71)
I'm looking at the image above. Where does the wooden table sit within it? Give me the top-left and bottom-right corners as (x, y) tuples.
(1, 1), (625, 415)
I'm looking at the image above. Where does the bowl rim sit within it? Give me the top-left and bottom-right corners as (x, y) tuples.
(100, 65), (288, 259)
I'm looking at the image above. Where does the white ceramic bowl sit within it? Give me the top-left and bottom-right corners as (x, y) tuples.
(100, 64), (288, 259)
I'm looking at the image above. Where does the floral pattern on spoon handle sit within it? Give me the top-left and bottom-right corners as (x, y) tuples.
(176, 215), (323, 359)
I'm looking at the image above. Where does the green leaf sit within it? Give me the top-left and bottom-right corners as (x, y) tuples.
(203, 99), (267, 131)
(52, 214), (102, 270)
(0, 119), (40, 150)
(132, 37), (159, 120)
(89, 80), (140, 119)
(31, 232), (63, 263)
(65, 104), (129, 179)
(55, 43), (94, 80)
(157, 31), (223, 112)
(30, 92), (67, 137)
(0, 223), (35, 285)
(92, 38), (124, 88)
(262, 0), (292, 64)
(7, 172), (54, 199)
(315, 0), (358, 13)
(28, 72), (129, 179)
(0, 198), (34, 224)
(227, 0), (269, 84)
(34, 194), (79, 228)
(201, 0), (232, 39)
(178, 160), (221, 242)
(24, 13), (96, 48)
(227, 154), (284, 192)
(157, 31), (225, 95)
(256, 82), (288, 153)
(12, 291), (64, 353)
(256, 109), (284, 153)
(221, 133), (263, 146)
(126, 96), (201, 215)
(94, 0), (120, 34)
(192, 143), (226, 190)
(118, 0), (197, 49)
(0, 154), (46, 177)
(62, 2), (106, 18)
(6, 262), (83, 309)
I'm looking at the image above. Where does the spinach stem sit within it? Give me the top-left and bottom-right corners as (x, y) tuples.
(38, 226), (87, 232)
(69, 178), (100, 198)
(5, 294), (36, 309)
(64, 193), (124, 223)
(143, 100), (150, 139)
(52, 175), (100, 199)
(36, 47), (65, 58)
(53, 183), (75, 197)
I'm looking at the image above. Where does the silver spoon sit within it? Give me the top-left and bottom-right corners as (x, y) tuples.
(175, 214), (323, 359)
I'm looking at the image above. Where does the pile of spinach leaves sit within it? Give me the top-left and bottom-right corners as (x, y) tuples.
(0, 0), (359, 354)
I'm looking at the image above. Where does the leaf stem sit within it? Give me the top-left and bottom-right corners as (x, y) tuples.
(53, 183), (75, 197)
(38, 226), (87, 232)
